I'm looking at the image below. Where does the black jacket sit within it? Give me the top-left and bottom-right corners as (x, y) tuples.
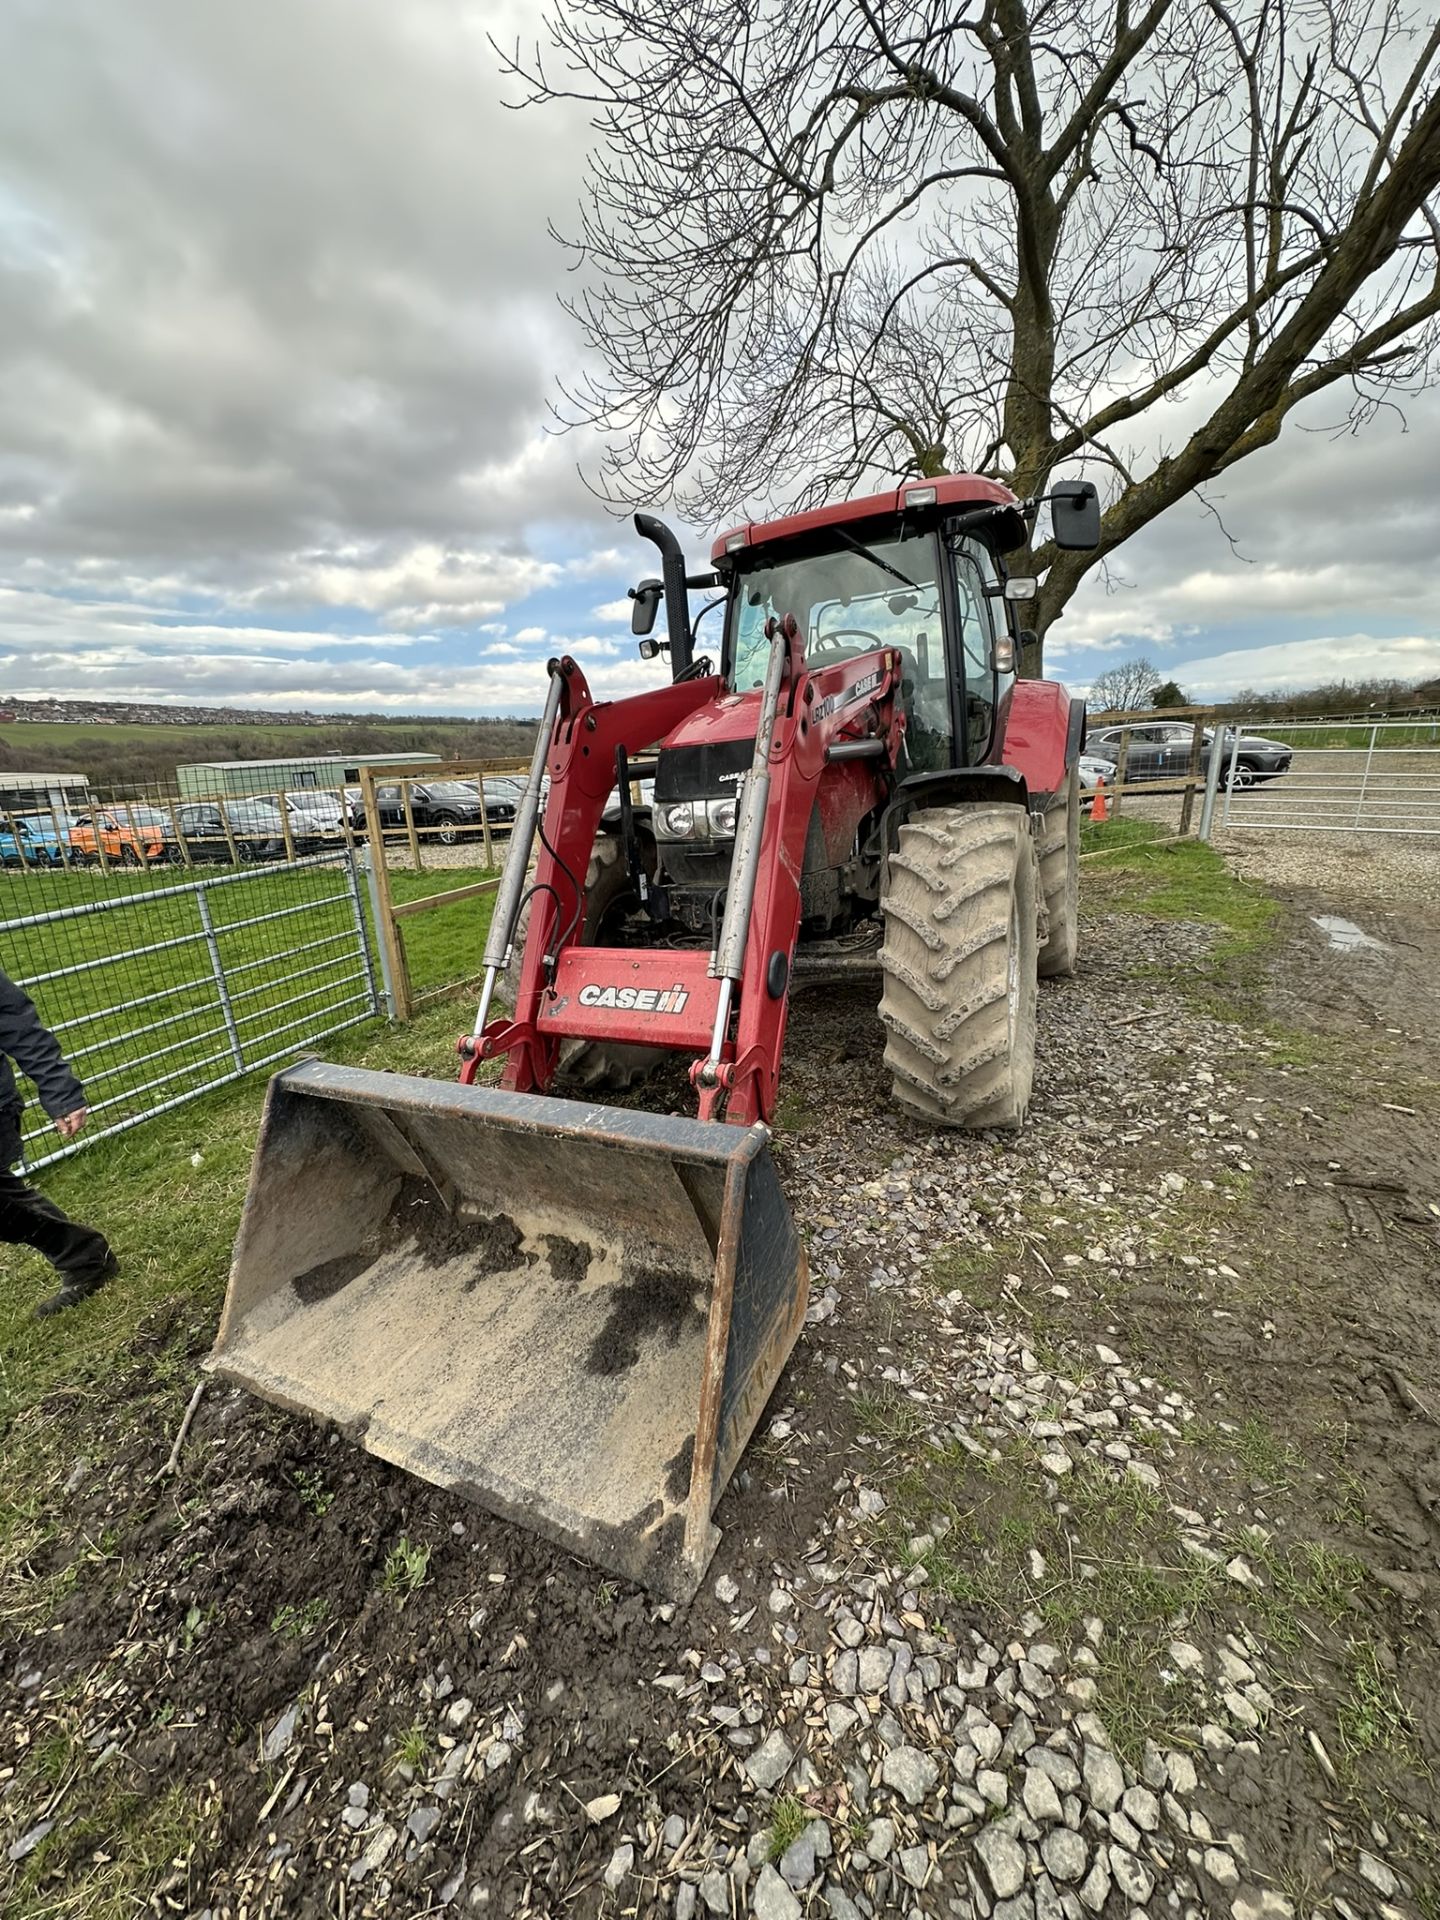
(0, 968), (85, 1121)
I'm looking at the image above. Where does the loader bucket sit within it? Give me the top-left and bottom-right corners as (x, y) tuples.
(208, 1060), (807, 1600)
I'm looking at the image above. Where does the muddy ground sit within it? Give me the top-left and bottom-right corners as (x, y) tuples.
(3, 852), (1439, 1918)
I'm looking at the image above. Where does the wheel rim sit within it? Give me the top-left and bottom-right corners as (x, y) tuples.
(437, 817), (457, 845)
(1233, 764), (1255, 788)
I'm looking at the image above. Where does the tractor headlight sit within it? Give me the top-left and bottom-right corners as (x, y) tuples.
(656, 801), (695, 840)
(707, 796), (738, 836)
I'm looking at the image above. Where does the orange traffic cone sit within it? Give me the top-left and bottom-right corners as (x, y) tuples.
(1090, 776), (1109, 824)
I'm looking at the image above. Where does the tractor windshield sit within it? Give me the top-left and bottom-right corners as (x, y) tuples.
(728, 534), (943, 691)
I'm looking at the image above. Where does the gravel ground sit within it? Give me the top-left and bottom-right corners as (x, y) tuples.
(5, 871), (1439, 1918)
(1210, 830), (1438, 904)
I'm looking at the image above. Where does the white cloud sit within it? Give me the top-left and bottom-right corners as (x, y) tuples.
(512, 625), (547, 643)
(592, 597), (633, 623)
(563, 547), (630, 581)
(1168, 633), (1440, 698)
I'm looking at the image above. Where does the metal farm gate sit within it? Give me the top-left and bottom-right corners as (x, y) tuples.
(1217, 718), (1440, 838)
(4, 853), (381, 1171)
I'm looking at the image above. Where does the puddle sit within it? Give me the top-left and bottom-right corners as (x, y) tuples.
(1313, 914), (1389, 953)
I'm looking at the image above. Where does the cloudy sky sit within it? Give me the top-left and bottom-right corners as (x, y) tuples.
(1, 0), (1436, 715)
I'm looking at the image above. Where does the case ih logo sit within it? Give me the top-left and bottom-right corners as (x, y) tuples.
(577, 981), (690, 1014)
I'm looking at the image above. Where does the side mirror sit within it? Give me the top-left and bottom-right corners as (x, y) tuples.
(1050, 479), (1101, 550)
(629, 578), (663, 636)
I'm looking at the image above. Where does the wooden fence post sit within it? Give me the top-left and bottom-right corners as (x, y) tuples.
(1111, 732), (1130, 817)
(1178, 714), (1207, 837)
(360, 767), (412, 1020)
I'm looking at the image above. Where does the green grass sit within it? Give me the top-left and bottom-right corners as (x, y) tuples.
(395, 1723), (432, 1772)
(270, 1597), (330, 1640)
(1262, 722), (1440, 750)
(1080, 824), (1278, 962)
(1, 718), (482, 753)
(766, 1794), (810, 1860)
(853, 1387), (931, 1446)
(877, 1440), (1224, 1762)
(379, 1535), (431, 1604)
(6, 1699), (219, 1920)
(0, 996), (479, 1436)
(1335, 1637), (1420, 1763)
(2, 860), (496, 1165)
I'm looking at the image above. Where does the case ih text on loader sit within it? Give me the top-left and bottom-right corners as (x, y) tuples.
(209, 472), (1101, 1601)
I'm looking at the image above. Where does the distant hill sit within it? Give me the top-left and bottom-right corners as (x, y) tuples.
(0, 697), (489, 728)
(0, 703), (538, 794)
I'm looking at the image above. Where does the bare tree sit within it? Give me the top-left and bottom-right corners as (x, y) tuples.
(502, 1), (1440, 667)
(1088, 656), (1163, 711)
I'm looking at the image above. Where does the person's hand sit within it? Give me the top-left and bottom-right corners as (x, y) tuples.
(55, 1108), (88, 1140)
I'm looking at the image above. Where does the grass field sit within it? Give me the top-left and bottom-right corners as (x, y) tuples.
(0, 714), (537, 792)
(0, 996), (474, 1426)
(1, 857), (497, 1166)
(1262, 721), (1440, 749)
(1, 719), (476, 751)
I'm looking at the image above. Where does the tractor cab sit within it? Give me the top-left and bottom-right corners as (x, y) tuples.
(635, 474), (1096, 772)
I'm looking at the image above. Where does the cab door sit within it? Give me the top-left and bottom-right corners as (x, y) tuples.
(945, 532), (1014, 765)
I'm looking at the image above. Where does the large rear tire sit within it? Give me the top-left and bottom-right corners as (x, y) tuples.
(503, 831), (663, 1093)
(879, 803), (1039, 1130)
(1037, 764), (1080, 979)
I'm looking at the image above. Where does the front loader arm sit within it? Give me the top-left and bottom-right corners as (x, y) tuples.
(470, 643), (905, 1129)
(463, 656), (721, 1093)
(697, 640), (905, 1126)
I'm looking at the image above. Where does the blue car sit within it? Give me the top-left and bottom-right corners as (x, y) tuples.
(0, 816), (67, 868)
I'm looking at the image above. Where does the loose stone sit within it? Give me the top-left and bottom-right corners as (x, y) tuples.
(1040, 1827), (1088, 1883)
(1082, 1743), (1125, 1813)
(974, 1825), (1026, 1898)
(745, 1731), (795, 1792)
(880, 1746), (939, 1807)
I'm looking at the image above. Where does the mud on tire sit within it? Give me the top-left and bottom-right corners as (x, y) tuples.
(502, 831), (662, 1093)
(1036, 763), (1080, 979)
(879, 802), (1039, 1130)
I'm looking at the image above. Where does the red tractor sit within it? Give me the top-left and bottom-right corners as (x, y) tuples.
(212, 473), (1099, 1599)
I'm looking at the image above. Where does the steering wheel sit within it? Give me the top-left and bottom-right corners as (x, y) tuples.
(809, 627), (885, 654)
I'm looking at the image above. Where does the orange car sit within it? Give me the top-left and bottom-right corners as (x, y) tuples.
(68, 809), (173, 867)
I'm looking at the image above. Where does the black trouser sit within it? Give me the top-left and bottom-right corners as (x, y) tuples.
(0, 1109), (110, 1280)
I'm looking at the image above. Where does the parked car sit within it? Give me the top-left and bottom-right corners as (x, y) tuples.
(1087, 723), (1292, 788)
(283, 792), (348, 839)
(0, 816), (67, 868)
(1077, 753), (1119, 811)
(478, 777), (523, 823)
(68, 808), (171, 866)
(371, 779), (500, 844)
(177, 799), (321, 864)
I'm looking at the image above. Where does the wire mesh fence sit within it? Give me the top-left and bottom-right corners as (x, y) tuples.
(0, 760), (527, 877)
(4, 852), (380, 1172)
(0, 758), (528, 1169)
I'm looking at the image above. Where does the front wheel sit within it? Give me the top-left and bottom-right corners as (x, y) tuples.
(880, 802), (1039, 1130)
(433, 812), (460, 846)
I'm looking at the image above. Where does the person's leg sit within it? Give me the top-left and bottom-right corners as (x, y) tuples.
(0, 1115), (116, 1312)
(0, 1170), (113, 1274)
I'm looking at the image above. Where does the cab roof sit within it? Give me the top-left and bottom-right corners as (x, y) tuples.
(711, 473), (1025, 563)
